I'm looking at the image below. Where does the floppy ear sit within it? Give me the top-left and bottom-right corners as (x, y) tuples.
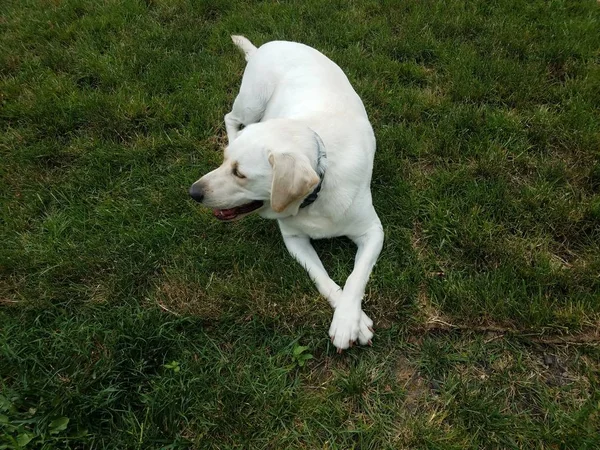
(268, 152), (320, 213)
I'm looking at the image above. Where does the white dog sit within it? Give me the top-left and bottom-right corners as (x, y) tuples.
(190, 36), (384, 352)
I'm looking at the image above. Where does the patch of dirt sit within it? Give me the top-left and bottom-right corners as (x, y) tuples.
(410, 220), (450, 327)
(205, 130), (229, 152)
(395, 355), (431, 412)
(515, 348), (594, 410)
(417, 317), (600, 346)
(84, 280), (112, 304)
(0, 276), (24, 306)
(151, 276), (223, 319)
(406, 161), (437, 190)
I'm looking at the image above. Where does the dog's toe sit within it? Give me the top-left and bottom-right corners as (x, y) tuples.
(329, 309), (360, 351)
(357, 312), (374, 346)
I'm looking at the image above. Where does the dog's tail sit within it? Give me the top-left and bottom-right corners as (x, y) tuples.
(231, 35), (257, 61)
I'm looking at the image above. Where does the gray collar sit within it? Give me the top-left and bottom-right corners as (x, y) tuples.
(300, 134), (327, 209)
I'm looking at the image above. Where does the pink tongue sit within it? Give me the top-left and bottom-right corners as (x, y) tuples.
(213, 208), (237, 219)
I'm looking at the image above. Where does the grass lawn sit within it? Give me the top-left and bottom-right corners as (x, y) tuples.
(1, 0), (600, 448)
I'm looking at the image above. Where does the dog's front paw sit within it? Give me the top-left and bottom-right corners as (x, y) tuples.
(358, 311), (374, 346)
(329, 308), (361, 352)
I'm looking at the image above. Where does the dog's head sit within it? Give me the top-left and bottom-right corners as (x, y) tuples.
(190, 119), (323, 221)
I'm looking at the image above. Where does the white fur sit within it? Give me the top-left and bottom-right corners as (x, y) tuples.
(191, 37), (384, 351)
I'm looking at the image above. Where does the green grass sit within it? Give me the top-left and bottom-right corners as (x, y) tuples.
(1, 0), (599, 448)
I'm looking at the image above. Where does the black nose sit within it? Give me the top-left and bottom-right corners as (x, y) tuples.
(189, 183), (204, 203)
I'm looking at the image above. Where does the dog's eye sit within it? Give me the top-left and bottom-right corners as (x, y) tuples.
(232, 166), (246, 179)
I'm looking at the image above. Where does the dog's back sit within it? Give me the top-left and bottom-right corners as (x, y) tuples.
(236, 39), (368, 123)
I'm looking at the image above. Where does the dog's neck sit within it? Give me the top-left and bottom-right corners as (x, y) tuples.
(300, 134), (327, 209)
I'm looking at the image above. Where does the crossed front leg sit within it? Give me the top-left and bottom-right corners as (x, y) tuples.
(328, 224), (384, 351)
(283, 227), (383, 351)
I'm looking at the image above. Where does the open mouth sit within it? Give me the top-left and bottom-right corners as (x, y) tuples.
(213, 200), (264, 221)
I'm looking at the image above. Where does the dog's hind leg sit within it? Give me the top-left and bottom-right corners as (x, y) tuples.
(225, 69), (274, 143)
